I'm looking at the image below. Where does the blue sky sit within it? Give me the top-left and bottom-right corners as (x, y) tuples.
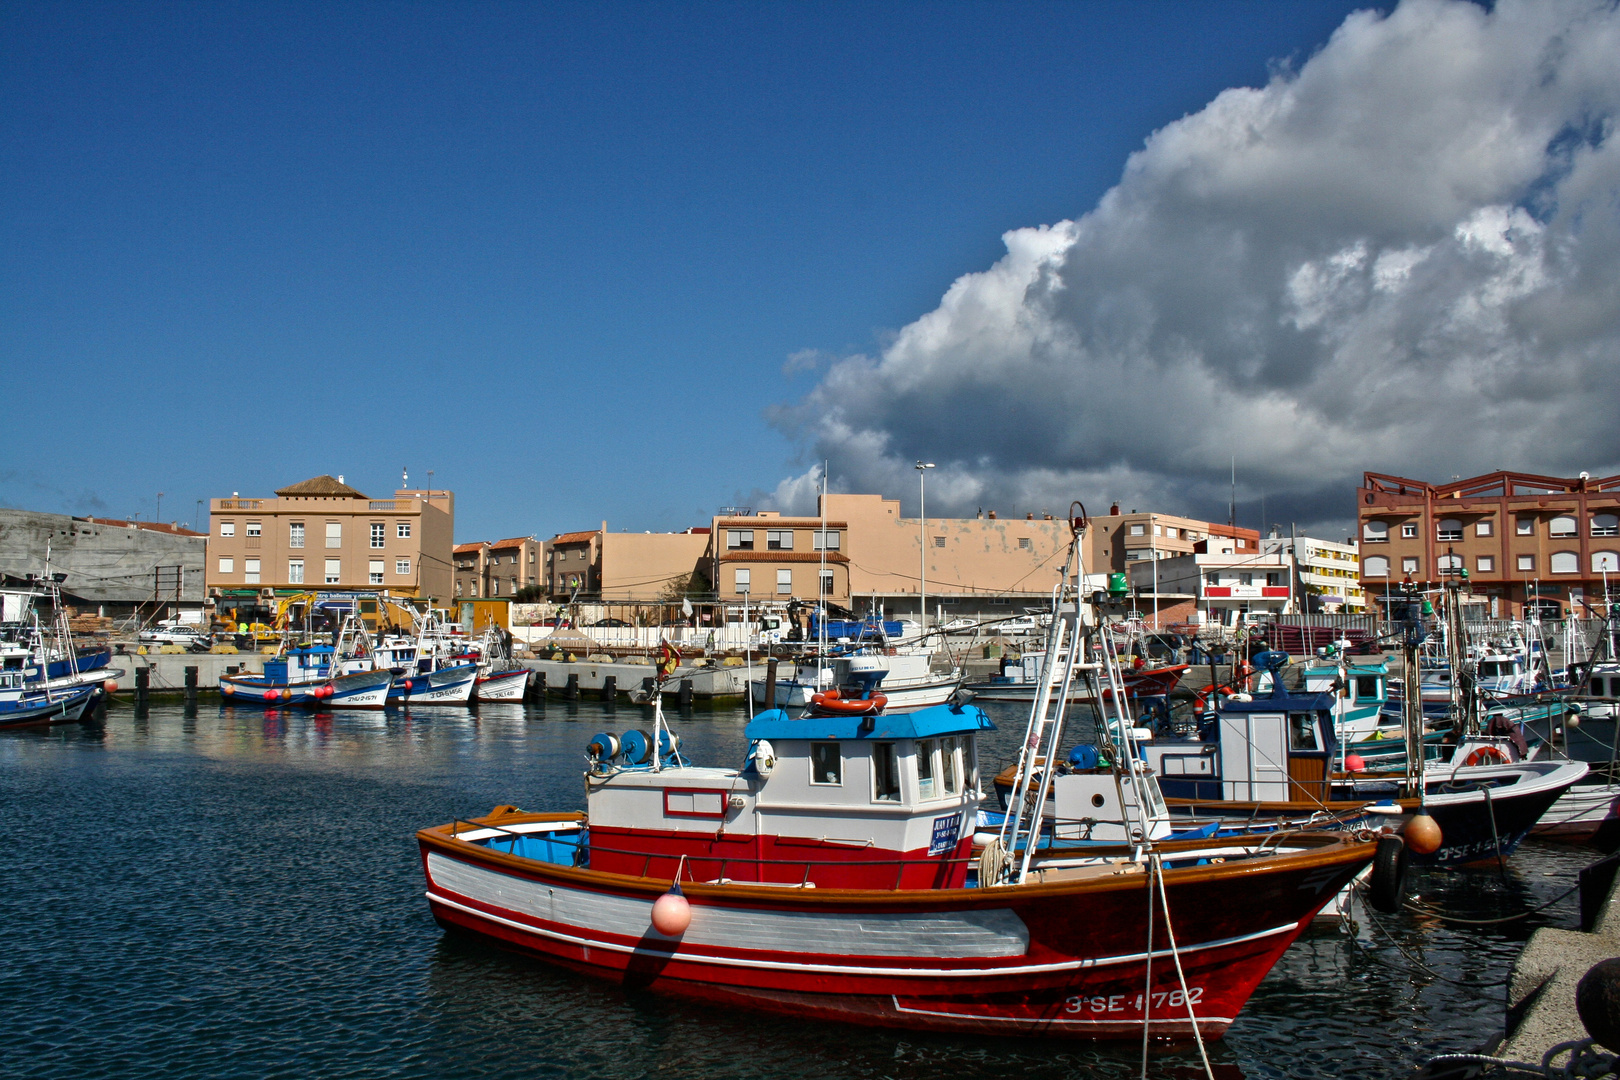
(14, 1), (1608, 543)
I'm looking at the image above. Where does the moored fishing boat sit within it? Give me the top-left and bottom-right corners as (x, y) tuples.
(220, 643), (394, 708)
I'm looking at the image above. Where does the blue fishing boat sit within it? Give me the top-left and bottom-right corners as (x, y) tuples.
(220, 643), (393, 709)
(0, 670), (97, 729)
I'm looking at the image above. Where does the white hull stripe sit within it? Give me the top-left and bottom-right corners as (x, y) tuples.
(424, 891), (1297, 979)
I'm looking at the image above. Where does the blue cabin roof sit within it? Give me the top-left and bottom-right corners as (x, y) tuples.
(1220, 688), (1337, 713)
(744, 701), (995, 742)
(288, 644), (334, 656)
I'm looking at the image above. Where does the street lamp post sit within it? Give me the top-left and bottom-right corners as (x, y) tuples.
(916, 461), (934, 634)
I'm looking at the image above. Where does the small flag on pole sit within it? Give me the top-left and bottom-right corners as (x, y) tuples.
(657, 640), (682, 684)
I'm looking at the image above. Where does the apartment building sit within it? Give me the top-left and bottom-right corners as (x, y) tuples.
(1261, 534), (1366, 612)
(454, 536), (541, 598)
(1357, 471), (1620, 618)
(207, 475), (454, 605)
(708, 512), (852, 606)
(1083, 506), (1260, 575)
(1129, 552), (1293, 627)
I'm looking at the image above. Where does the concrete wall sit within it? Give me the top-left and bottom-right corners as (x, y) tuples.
(600, 532), (710, 601)
(0, 508), (206, 605)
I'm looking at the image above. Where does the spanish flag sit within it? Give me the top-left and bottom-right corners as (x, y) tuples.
(657, 640), (682, 683)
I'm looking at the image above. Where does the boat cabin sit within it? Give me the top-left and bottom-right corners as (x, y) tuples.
(582, 702), (995, 890)
(260, 645), (335, 686)
(1145, 685), (1338, 804)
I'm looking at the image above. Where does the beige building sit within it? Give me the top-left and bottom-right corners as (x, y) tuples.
(455, 536), (541, 598)
(707, 512), (852, 606)
(1083, 507), (1261, 575)
(1261, 534), (1366, 612)
(207, 475), (454, 604)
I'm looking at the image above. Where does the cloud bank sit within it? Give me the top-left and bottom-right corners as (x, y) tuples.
(770, 0), (1620, 534)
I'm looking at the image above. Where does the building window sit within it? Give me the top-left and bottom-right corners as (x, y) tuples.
(765, 530), (793, 551)
(1437, 519), (1462, 541)
(812, 530), (840, 550)
(244, 558), (260, 584)
(1594, 514), (1620, 538)
(1363, 521), (1388, 543)
(1164, 527), (1178, 539)
(370, 523), (385, 548)
(1153, 524), (1162, 536)
(1517, 554), (1535, 572)
(1236, 538), (1246, 549)
(397, 521), (411, 539)
(1129, 524), (1145, 537)
(1551, 516), (1577, 538)
(1517, 518), (1535, 536)
(1401, 522), (1419, 539)
(1205, 572), (1221, 585)
(933, 535), (945, 548)
(1476, 520), (1494, 537)
(776, 568), (792, 595)
(396, 559), (410, 576)
(734, 567), (750, 593)
(1265, 572), (1281, 586)
(810, 742), (841, 785)
(820, 570), (834, 595)
(1551, 552), (1579, 574)
(1438, 554), (1462, 572)
(326, 522), (342, 548)
(727, 530), (754, 550)
(288, 559), (304, 584)
(1402, 557), (1420, 574)
(289, 522), (304, 548)
(246, 522), (261, 537)
(872, 743), (900, 802)
(1363, 556), (1389, 578)
(1594, 552), (1620, 573)
(1018, 537), (1032, 550)
(1125, 550), (1148, 561)
(367, 559), (384, 584)
(490, 580), (499, 595)
(325, 558), (341, 585)
(218, 557), (234, 574)
(219, 521), (236, 537)
(1477, 556), (1495, 573)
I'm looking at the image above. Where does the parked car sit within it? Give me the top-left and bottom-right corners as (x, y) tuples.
(138, 623), (213, 650)
(939, 617), (980, 634)
(535, 617), (572, 628)
(991, 616), (1040, 636)
(591, 618), (630, 628)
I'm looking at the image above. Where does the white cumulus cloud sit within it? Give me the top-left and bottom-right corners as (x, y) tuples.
(771, 0), (1620, 533)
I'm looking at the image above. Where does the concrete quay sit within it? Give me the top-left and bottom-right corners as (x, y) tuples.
(519, 658), (750, 701)
(103, 648), (266, 695)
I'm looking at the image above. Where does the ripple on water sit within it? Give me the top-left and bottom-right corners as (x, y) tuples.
(0, 701), (1594, 1079)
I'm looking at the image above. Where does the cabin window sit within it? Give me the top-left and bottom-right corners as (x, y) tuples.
(810, 742), (841, 785)
(766, 530), (793, 550)
(917, 738), (938, 799)
(872, 743), (901, 801)
(1354, 675), (1380, 701)
(288, 559), (304, 584)
(941, 736), (960, 794)
(1288, 713), (1321, 751)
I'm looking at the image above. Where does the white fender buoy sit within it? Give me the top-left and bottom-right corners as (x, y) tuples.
(651, 881), (691, 936)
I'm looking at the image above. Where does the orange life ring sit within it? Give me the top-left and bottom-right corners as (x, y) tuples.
(1464, 745), (1510, 768)
(810, 692), (887, 716)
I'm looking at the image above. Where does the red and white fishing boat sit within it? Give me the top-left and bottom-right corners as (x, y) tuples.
(418, 698), (1375, 1039)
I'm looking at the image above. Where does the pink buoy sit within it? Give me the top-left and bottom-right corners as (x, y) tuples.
(103, 679), (120, 693)
(264, 689), (279, 702)
(650, 881), (692, 936)
(1344, 753), (1366, 773)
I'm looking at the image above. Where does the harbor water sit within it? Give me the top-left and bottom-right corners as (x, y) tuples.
(0, 698), (1597, 1079)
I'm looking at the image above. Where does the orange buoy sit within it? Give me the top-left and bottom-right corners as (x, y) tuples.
(651, 881), (692, 936)
(1344, 753), (1366, 773)
(1464, 746), (1510, 768)
(1403, 810), (1443, 855)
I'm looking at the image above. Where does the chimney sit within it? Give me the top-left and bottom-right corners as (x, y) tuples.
(987, 511), (996, 520)
(1110, 503), (1119, 516)
(338, 475), (344, 484)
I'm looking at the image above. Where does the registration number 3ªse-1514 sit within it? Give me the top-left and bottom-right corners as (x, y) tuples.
(1064, 987), (1204, 1014)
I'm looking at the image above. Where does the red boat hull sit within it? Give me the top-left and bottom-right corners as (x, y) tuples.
(419, 814), (1372, 1040)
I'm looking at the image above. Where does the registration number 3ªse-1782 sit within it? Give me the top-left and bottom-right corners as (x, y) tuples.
(1064, 987), (1204, 1014)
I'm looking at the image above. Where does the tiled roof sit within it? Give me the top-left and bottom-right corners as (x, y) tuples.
(550, 531), (597, 545)
(488, 536), (533, 549)
(453, 542), (487, 554)
(719, 551), (849, 563)
(274, 475), (368, 498)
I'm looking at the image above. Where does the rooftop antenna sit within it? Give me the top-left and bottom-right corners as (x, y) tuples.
(403, 467), (408, 485)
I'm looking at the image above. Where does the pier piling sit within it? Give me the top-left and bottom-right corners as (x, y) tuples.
(764, 658), (778, 711)
(600, 676), (616, 702)
(678, 678), (693, 710)
(564, 673), (579, 701)
(134, 668), (149, 707)
(184, 666), (198, 706)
